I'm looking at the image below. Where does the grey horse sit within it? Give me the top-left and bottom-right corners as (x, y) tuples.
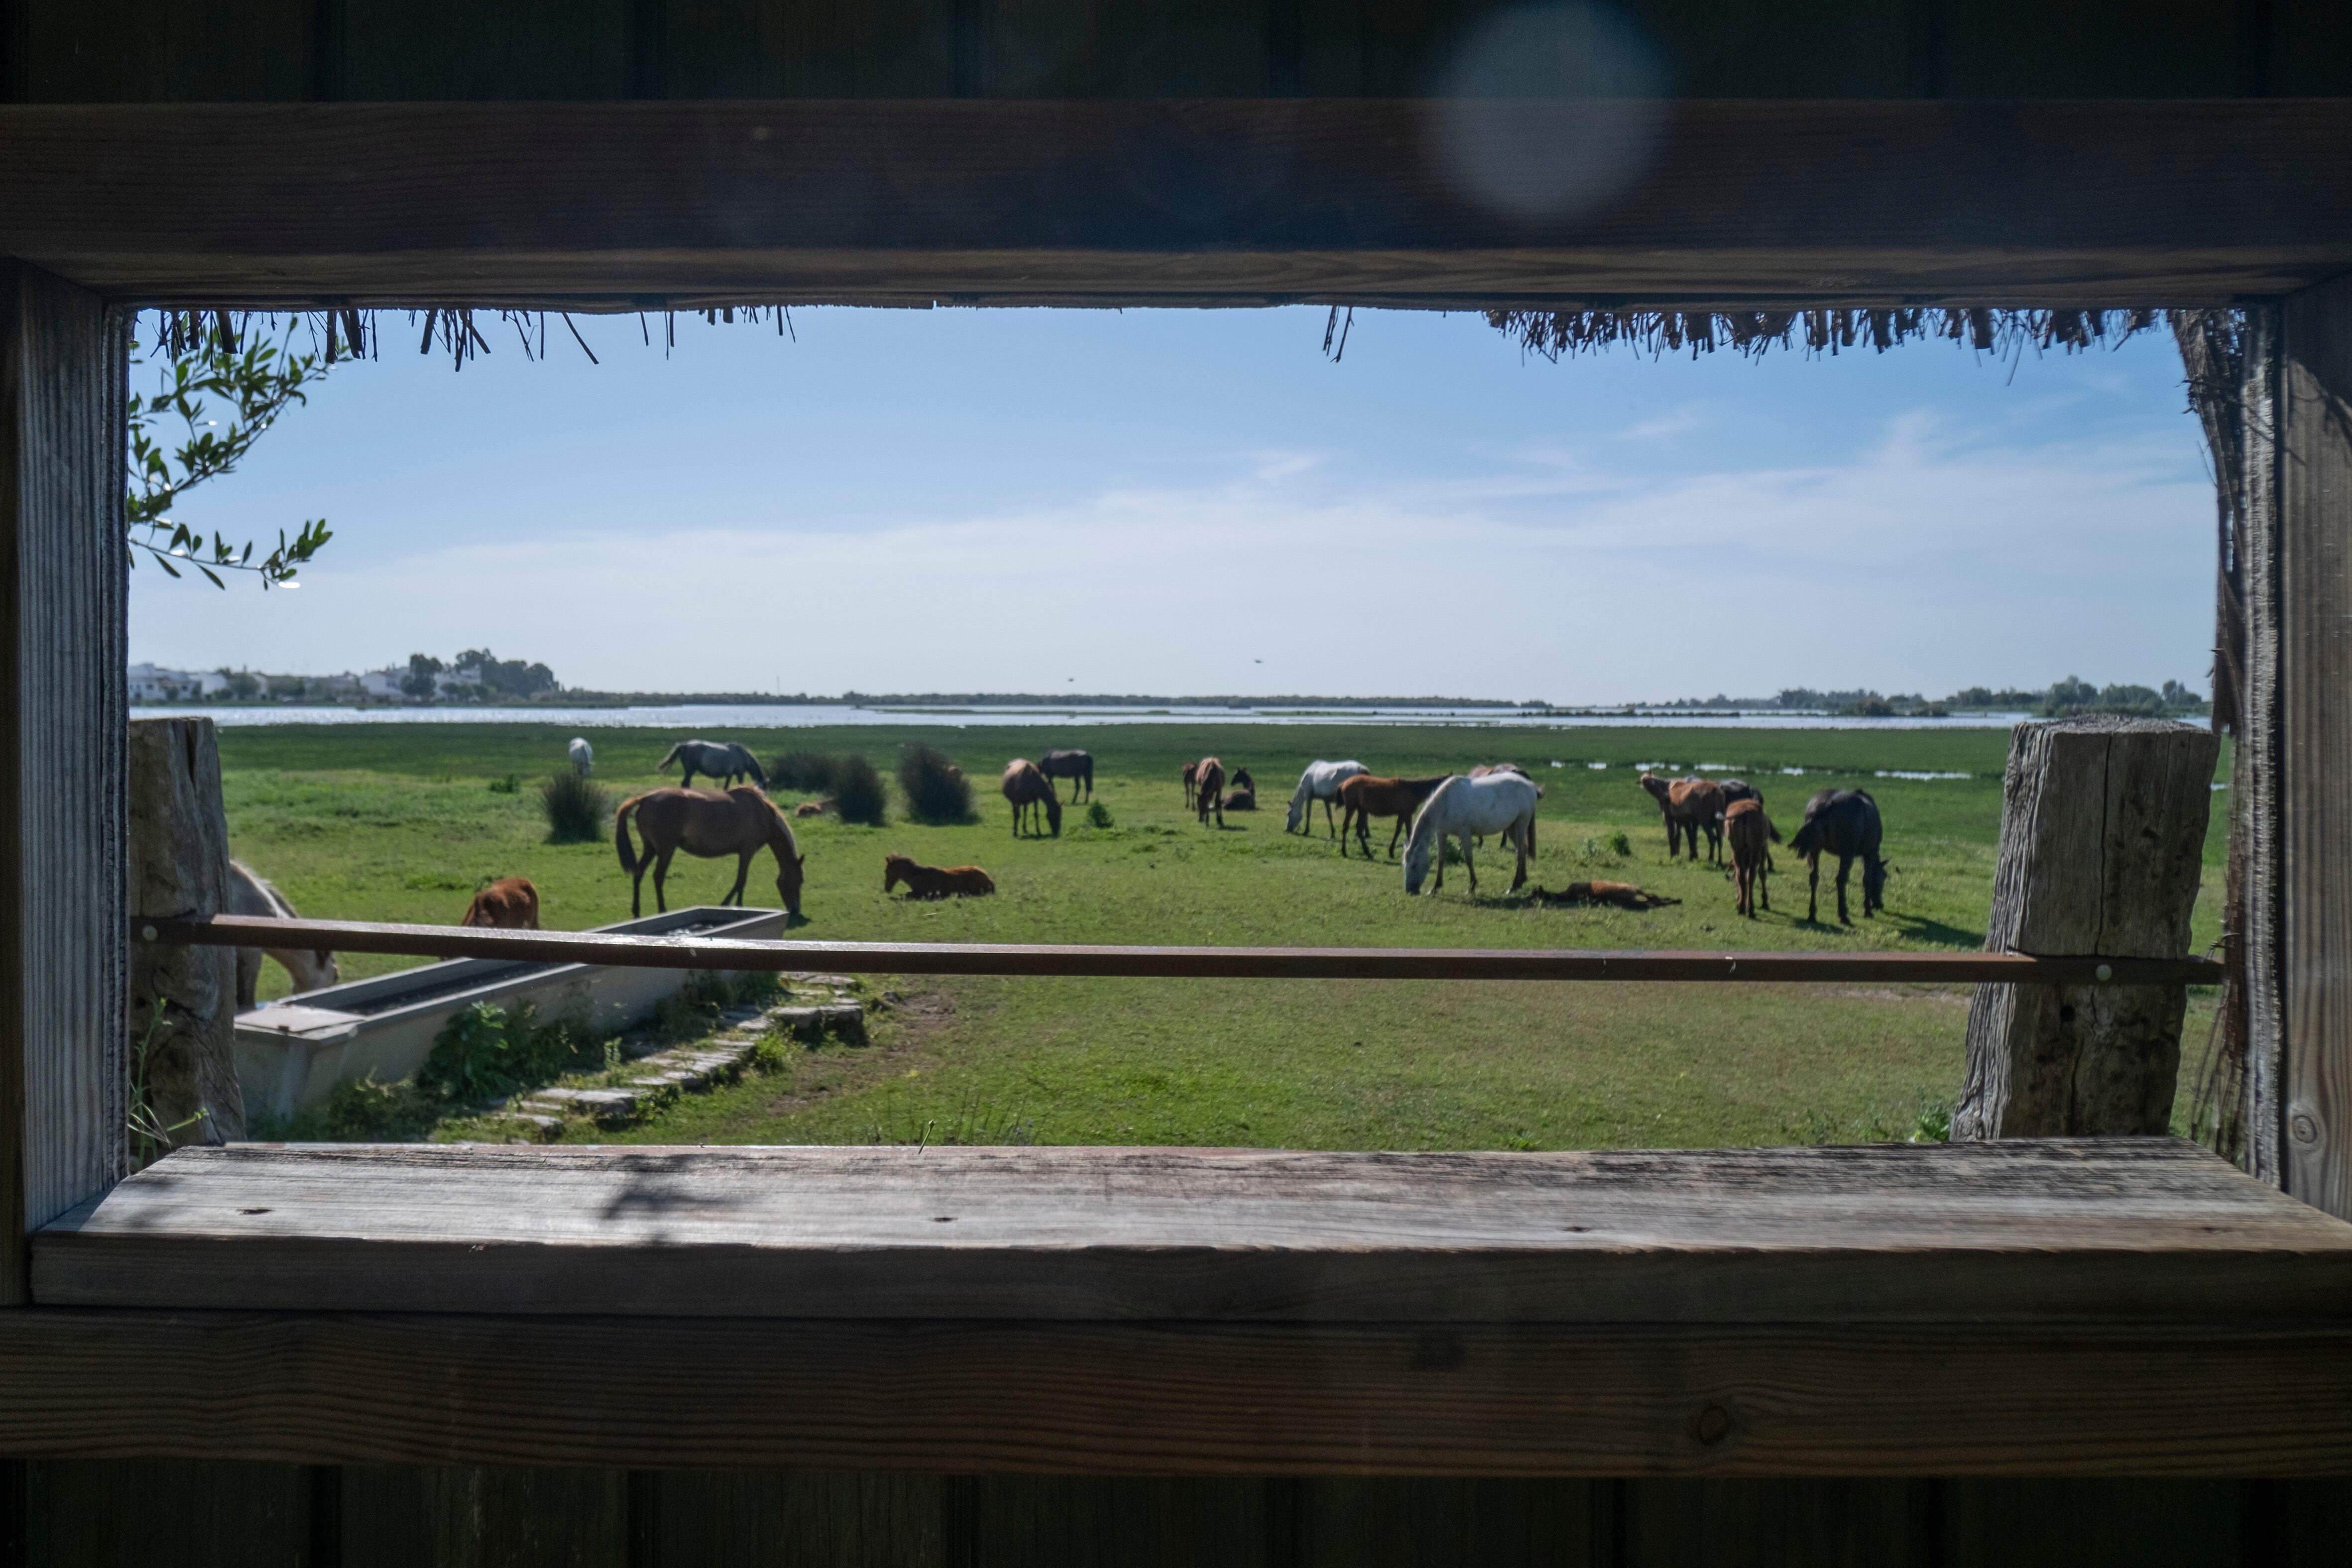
(657, 739), (768, 791)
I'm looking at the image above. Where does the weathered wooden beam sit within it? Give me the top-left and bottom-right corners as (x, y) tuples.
(125, 717), (240, 1150)
(2279, 276), (2352, 1221)
(34, 1140), (2352, 1322)
(1955, 718), (2220, 1139)
(0, 1307), (2349, 1475)
(2, 101), (2352, 306)
(0, 261), (124, 1305)
(2242, 305), (2287, 1188)
(140, 913), (2226, 985)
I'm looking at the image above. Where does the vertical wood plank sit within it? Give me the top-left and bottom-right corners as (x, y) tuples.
(648, 1470), (947, 1567)
(1941, 1479), (2240, 1568)
(2241, 306), (2286, 1187)
(0, 260), (125, 1306)
(2279, 277), (2352, 1219)
(1295, 1478), (1601, 1568)
(339, 0), (632, 99)
(970, 1477), (1272, 1568)
(24, 1459), (310, 1567)
(1622, 1479), (1926, 1568)
(342, 1465), (626, 1568)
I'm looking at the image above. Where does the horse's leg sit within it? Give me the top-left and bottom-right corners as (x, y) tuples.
(653, 847), (675, 914)
(1806, 856), (1820, 923)
(728, 850), (752, 907)
(1511, 819), (1529, 893)
(631, 861), (646, 918)
(1835, 855), (1853, 925)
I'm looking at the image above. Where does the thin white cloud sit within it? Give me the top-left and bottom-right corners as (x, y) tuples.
(1613, 406), (1706, 442)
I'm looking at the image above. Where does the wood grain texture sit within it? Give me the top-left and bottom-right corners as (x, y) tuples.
(2, 1309), (2352, 1475)
(1, 101), (2352, 305)
(2242, 306), (2286, 1187)
(142, 913), (2224, 986)
(125, 718), (240, 1146)
(342, 1463), (627, 1568)
(22, 1458), (313, 1567)
(32, 1139), (2352, 1323)
(0, 261), (125, 1305)
(2280, 277), (2352, 1222)
(1956, 718), (2219, 1139)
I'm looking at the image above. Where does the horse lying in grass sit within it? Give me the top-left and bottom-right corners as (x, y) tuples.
(1791, 788), (1886, 924)
(884, 854), (996, 898)
(1287, 760), (1367, 837)
(1725, 799), (1779, 918)
(227, 860), (339, 1009)
(1222, 786), (1256, 811)
(461, 876), (541, 929)
(1002, 760), (1063, 838)
(1337, 773), (1450, 859)
(1038, 749), (1093, 801)
(658, 738), (767, 790)
(1528, 881), (1680, 910)
(615, 786), (805, 917)
(1640, 772), (1726, 862)
(1193, 758), (1227, 826)
(1404, 773), (1538, 896)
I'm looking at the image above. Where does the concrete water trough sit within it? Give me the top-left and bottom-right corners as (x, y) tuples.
(233, 905), (791, 1121)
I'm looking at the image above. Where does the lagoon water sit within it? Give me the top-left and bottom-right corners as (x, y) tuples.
(141, 702), (2039, 731)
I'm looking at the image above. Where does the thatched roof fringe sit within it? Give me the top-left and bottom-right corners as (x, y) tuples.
(1487, 306), (2170, 363)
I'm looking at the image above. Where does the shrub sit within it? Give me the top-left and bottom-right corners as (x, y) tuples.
(769, 751), (839, 794)
(323, 1072), (439, 1139)
(831, 754), (887, 825)
(898, 745), (973, 824)
(487, 773), (520, 794)
(419, 1001), (590, 1102)
(540, 770), (608, 843)
(1086, 800), (1114, 830)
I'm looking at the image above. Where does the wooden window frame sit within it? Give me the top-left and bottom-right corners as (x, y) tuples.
(4, 98), (2352, 1476)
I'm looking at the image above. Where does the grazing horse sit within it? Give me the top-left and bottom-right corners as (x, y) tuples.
(1639, 773), (1727, 862)
(1790, 789), (1887, 925)
(226, 860), (339, 1010)
(1194, 758), (1227, 826)
(1337, 773), (1452, 860)
(568, 737), (594, 776)
(1037, 749), (1094, 801)
(1725, 799), (1779, 918)
(884, 854), (996, 898)
(1403, 774), (1538, 896)
(461, 877), (541, 929)
(614, 786), (805, 917)
(1002, 760), (1063, 838)
(658, 739), (767, 790)
(1718, 778), (1761, 808)
(1181, 762), (1199, 809)
(1287, 760), (1367, 837)
(1469, 762), (1529, 779)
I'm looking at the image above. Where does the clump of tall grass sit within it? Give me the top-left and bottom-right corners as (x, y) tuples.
(898, 745), (974, 825)
(768, 751), (839, 794)
(540, 770), (608, 842)
(830, 755), (887, 826)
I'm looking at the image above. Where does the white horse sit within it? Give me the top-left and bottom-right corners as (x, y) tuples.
(227, 860), (339, 1009)
(1403, 774), (1538, 896)
(1286, 760), (1368, 837)
(568, 736), (594, 776)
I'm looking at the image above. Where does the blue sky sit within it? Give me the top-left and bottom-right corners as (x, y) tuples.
(129, 305), (2212, 703)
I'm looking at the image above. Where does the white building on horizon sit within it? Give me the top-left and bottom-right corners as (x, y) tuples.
(127, 663), (230, 702)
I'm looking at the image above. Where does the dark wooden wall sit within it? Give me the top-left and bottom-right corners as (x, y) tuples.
(4, 1465), (2347, 1567)
(3, 0), (2347, 104)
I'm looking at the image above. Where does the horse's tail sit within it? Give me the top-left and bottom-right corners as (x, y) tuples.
(1788, 814), (1820, 860)
(614, 794), (643, 875)
(1766, 816), (1783, 843)
(656, 743), (682, 773)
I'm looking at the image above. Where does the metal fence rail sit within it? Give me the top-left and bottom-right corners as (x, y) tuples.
(141, 915), (2224, 987)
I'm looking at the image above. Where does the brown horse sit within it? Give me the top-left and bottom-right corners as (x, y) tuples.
(1038, 749), (1093, 800)
(883, 853), (996, 898)
(1194, 758), (1226, 826)
(614, 786), (805, 917)
(1002, 759), (1063, 838)
(1640, 773), (1727, 862)
(1528, 881), (1681, 910)
(460, 876), (540, 929)
(1725, 798), (1779, 918)
(1221, 786), (1256, 811)
(1336, 773), (1451, 859)
(1181, 762), (1199, 809)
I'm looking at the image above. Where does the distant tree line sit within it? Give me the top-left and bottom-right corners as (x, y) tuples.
(402, 649), (558, 701)
(1656, 680), (2210, 718)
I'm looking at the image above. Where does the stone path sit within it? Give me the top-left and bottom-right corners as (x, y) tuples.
(481, 974), (865, 1141)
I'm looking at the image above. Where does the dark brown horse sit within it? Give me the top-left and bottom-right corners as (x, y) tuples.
(1640, 773), (1727, 862)
(1725, 798), (1779, 918)
(1790, 788), (1886, 924)
(1181, 762), (1199, 809)
(1038, 749), (1093, 800)
(1336, 773), (1450, 859)
(1002, 760), (1062, 838)
(460, 876), (540, 929)
(614, 787), (805, 917)
(1194, 758), (1227, 826)
(884, 853), (996, 898)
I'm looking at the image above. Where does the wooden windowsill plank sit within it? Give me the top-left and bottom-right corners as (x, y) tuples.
(33, 1138), (2352, 1323)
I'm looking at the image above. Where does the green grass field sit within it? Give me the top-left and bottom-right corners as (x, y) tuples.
(220, 719), (2226, 1149)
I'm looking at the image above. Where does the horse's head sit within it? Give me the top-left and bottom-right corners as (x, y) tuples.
(1865, 858), (1891, 906)
(1638, 772), (1670, 804)
(1285, 792), (1305, 833)
(884, 854), (910, 893)
(776, 850), (807, 916)
(1045, 793), (1063, 836)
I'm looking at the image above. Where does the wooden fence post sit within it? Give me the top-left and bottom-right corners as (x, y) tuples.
(1954, 717), (2220, 1139)
(126, 717), (241, 1150)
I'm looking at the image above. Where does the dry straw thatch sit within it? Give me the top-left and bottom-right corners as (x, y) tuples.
(1483, 306), (2174, 362)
